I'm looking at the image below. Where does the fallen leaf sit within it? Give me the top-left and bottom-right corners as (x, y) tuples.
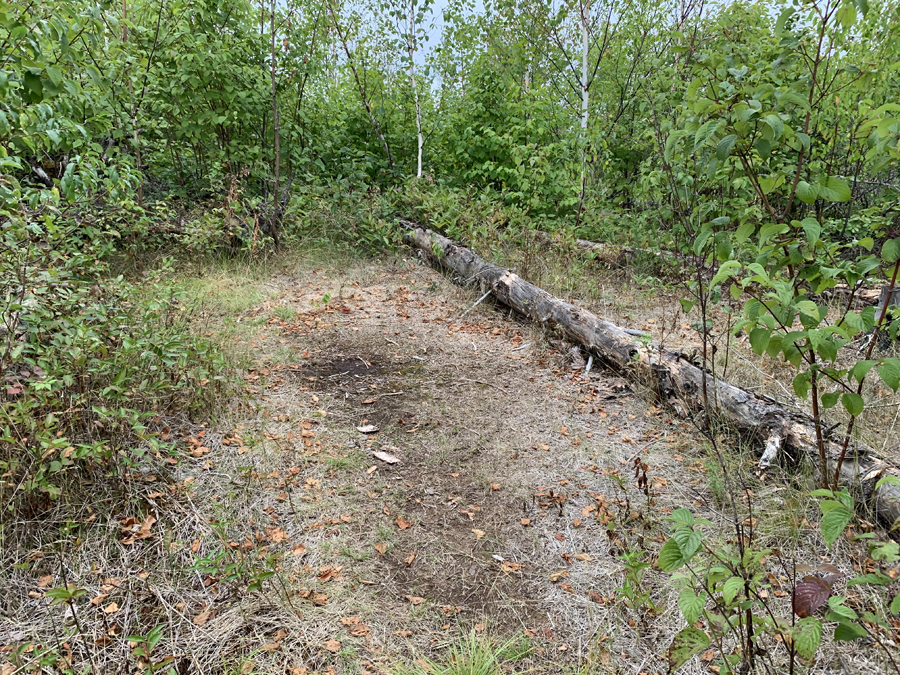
(350, 624), (370, 637)
(374, 542), (388, 555)
(103, 602), (119, 614)
(474, 623), (486, 633)
(373, 451), (400, 464)
(362, 398), (377, 405)
(572, 518), (583, 528)
(292, 544), (307, 556)
(396, 517), (412, 530)
(520, 518), (530, 526)
(701, 649), (717, 662)
(193, 610), (212, 626)
(394, 630), (413, 637)
(322, 639), (342, 653)
(37, 574), (53, 588)
(241, 661), (256, 674)
(549, 570), (569, 583)
(340, 616), (361, 626)
(121, 514), (157, 544)
(266, 526), (286, 543)
(573, 554), (594, 562)
(472, 529), (486, 540)
(357, 425), (379, 434)
(500, 561), (524, 573)
(405, 595), (425, 605)
(90, 593), (109, 607)
(405, 552), (416, 566)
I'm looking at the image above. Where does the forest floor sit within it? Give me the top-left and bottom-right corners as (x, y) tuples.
(183, 253), (693, 674)
(4, 247), (895, 674)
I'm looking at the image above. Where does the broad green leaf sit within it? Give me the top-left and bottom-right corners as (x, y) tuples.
(775, 7), (795, 33)
(847, 572), (892, 586)
(711, 260), (740, 286)
(758, 176), (777, 194)
(667, 627), (710, 673)
(841, 392), (864, 417)
(793, 371), (811, 399)
(819, 176), (852, 202)
(838, 3), (857, 28)
(883, 239), (900, 264)
(749, 328), (770, 355)
(673, 527), (702, 559)
(678, 589), (705, 625)
(735, 221), (755, 243)
(821, 391), (840, 408)
(834, 621), (867, 641)
(658, 538), (686, 572)
(795, 300), (820, 319)
(764, 114), (784, 140)
(796, 181), (819, 204)
(820, 506), (854, 547)
(693, 120), (721, 152)
(716, 134), (737, 161)
(721, 576), (744, 605)
(878, 360), (900, 392)
(793, 617), (823, 659)
(800, 217), (821, 245)
(669, 508), (695, 527)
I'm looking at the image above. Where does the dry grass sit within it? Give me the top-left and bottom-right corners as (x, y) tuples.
(2, 241), (898, 674)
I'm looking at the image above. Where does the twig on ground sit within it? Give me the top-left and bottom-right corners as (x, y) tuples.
(459, 290), (492, 320)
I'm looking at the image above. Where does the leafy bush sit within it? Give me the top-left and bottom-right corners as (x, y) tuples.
(1, 217), (230, 504)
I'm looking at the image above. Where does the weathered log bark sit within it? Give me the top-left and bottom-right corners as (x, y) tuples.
(401, 221), (900, 528)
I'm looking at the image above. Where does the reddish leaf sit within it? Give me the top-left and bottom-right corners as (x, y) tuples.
(793, 576), (832, 618)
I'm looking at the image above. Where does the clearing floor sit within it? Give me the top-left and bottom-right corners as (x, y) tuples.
(180, 256), (708, 673)
(5, 252), (890, 675)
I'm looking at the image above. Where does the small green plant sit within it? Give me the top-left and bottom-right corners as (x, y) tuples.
(126, 625), (177, 673)
(617, 550), (657, 615)
(402, 631), (532, 675)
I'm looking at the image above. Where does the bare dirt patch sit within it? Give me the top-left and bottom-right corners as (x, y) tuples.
(203, 256), (718, 673)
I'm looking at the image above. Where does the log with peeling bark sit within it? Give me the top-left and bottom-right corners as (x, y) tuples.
(400, 220), (900, 528)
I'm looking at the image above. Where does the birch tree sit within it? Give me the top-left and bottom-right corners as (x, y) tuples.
(381, 0), (433, 178)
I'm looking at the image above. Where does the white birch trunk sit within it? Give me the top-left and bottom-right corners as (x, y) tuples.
(409, 1), (423, 179)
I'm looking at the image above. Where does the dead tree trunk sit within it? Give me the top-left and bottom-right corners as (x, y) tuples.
(401, 221), (900, 528)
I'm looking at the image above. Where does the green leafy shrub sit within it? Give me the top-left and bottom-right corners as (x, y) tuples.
(1, 219), (230, 504)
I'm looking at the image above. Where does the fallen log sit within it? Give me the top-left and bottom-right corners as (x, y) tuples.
(400, 220), (900, 528)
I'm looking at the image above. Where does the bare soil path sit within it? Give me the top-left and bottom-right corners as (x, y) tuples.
(199, 256), (705, 674)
